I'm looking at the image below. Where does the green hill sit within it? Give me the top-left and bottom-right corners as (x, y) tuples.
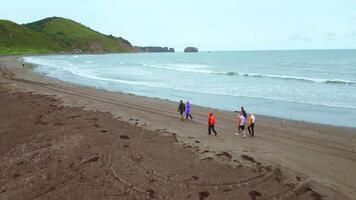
(0, 20), (62, 54)
(0, 17), (135, 55)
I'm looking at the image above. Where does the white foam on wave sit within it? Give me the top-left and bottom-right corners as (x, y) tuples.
(137, 62), (356, 85)
(25, 57), (158, 87)
(24, 56), (356, 109)
(141, 63), (215, 74)
(240, 73), (356, 85)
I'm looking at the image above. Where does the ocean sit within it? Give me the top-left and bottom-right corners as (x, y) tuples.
(23, 50), (356, 128)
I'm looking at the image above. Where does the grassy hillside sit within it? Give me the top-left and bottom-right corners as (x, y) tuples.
(0, 20), (62, 54)
(25, 17), (133, 53)
(0, 17), (134, 55)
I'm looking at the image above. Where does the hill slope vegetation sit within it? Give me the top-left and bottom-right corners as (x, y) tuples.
(0, 17), (134, 55)
(0, 20), (61, 54)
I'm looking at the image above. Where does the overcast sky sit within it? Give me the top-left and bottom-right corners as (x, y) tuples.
(1, 0), (356, 51)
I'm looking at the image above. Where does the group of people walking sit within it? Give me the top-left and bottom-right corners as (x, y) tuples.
(178, 100), (193, 121)
(235, 107), (256, 138)
(178, 100), (256, 137)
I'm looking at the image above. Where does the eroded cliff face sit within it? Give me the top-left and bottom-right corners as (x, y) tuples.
(134, 46), (175, 53)
(184, 47), (198, 53)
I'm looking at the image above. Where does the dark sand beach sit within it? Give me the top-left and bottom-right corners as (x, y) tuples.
(0, 56), (355, 200)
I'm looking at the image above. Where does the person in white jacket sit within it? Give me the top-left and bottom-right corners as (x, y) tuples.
(235, 112), (247, 138)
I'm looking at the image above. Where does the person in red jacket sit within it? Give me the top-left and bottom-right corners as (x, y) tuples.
(208, 112), (218, 136)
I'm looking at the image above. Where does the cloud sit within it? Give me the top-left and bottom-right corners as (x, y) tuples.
(321, 31), (356, 42)
(349, 16), (356, 20)
(324, 32), (337, 41)
(343, 31), (356, 38)
(325, 32), (336, 37)
(288, 34), (312, 42)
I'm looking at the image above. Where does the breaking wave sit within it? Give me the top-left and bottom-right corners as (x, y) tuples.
(139, 63), (356, 85)
(220, 72), (356, 85)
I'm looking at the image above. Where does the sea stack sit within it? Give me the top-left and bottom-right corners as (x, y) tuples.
(184, 47), (198, 53)
(134, 46), (175, 53)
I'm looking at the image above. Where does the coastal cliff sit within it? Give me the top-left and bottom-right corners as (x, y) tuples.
(134, 46), (175, 53)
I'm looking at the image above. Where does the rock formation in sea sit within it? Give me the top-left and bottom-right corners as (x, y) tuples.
(184, 47), (198, 53)
(134, 46), (175, 53)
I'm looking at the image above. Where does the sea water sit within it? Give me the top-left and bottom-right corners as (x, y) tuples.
(23, 50), (356, 128)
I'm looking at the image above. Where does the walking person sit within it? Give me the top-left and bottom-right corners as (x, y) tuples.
(248, 113), (256, 136)
(235, 112), (247, 138)
(185, 100), (193, 120)
(208, 113), (218, 136)
(241, 106), (247, 119)
(178, 100), (185, 121)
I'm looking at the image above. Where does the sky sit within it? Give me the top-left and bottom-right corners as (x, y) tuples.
(1, 0), (356, 51)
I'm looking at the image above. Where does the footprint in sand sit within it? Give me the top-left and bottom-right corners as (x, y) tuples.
(66, 115), (81, 120)
(119, 135), (130, 139)
(248, 190), (262, 200)
(12, 173), (20, 179)
(53, 121), (65, 126)
(82, 155), (100, 164)
(35, 118), (49, 125)
(146, 189), (155, 198)
(216, 151), (233, 160)
(241, 154), (257, 163)
(199, 191), (209, 200)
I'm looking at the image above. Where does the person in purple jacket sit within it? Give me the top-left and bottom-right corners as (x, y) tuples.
(185, 100), (193, 120)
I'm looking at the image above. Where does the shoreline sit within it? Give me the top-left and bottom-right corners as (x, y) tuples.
(22, 53), (356, 128)
(22, 54), (356, 130)
(1, 56), (356, 199)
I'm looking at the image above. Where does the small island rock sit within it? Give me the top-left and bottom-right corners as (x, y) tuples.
(184, 47), (198, 53)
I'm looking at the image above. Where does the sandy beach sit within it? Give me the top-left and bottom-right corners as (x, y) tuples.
(0, 56), (355, 200)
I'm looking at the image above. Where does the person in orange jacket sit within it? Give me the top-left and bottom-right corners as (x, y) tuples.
(208, 112), (218, 136)
(248, 113), (256, 136)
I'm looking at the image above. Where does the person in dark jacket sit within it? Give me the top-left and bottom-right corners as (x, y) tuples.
(208, 112), (218, 136)
(178, 100), (185, 120)
(241, 106), (247, 119)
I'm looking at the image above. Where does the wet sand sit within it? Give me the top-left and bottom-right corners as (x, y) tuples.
(0, 56), (355, 199)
